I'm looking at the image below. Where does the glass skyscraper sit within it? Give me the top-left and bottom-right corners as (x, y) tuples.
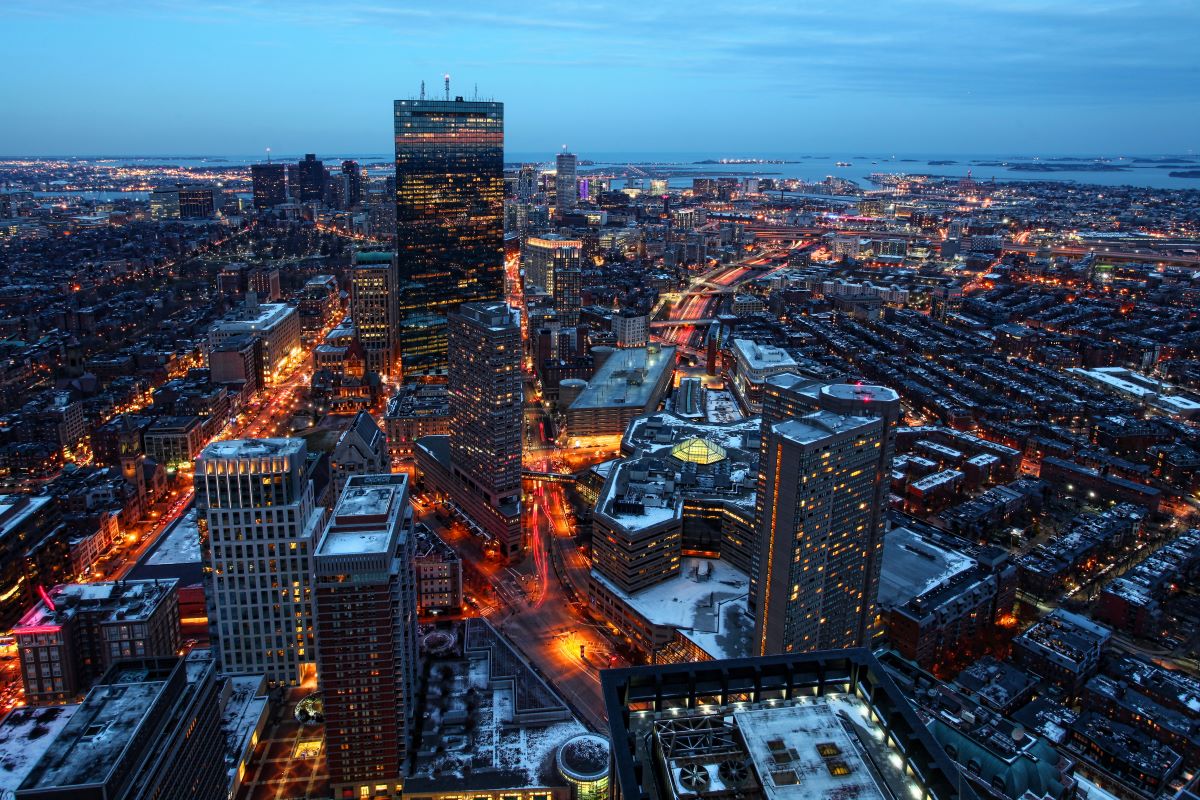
(393, 97), (504, 379)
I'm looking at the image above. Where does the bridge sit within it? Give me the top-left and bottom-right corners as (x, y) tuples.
(522, 470), (577, 485)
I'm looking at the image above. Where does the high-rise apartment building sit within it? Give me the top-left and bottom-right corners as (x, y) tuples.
(752, 381), (899, 656)
(350, 250), (400, 378)
(393, 96), (504, 378)
(556, 149), (578, 211)
(313, 473), (418, 800)
(297, 153), (326, 202)
(195, 438), (324, 686)
(251, 162), (287, 208)
(446, 301), (523, 557)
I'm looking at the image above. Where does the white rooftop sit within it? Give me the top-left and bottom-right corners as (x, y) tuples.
(591, 558), (753, 660)
(774, 412), (878, 446)
(201, 438), (303, 460)
(733, 338), (797, 372)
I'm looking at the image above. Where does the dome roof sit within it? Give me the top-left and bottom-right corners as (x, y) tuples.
(671, 437), (727, 465)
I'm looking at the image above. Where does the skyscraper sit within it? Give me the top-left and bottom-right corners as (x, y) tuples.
(340, 159), (363, 209)
(349, 250), (400, 378)
(251, 162), (287, 209)
(522, 234), (582, 296)
(556, 149), (578, 211)
(752, 382), (899, 656)
(447, 301), (522, 558)
(195, 438), (325, 686)
(393, 96), (504, 379)
(313, 473), (418, 799)
(297, 153), (326, 202)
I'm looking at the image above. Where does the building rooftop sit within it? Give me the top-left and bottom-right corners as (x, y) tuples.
(0, 705), (80, 797)
(14, 579), (178, 631)
(317, 473), (408, 558)
(876, 526), (977, 609)
(733, 338), (797, 372)
(569, 344), (676, 411)
(211, 301), (295, 332)
(200, 437), (304, 461)
(773, 411), (879, 447)
(591, 558), (754, 660)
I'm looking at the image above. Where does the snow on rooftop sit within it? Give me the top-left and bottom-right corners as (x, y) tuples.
(735, 698), (889, 800)
(705, 389), (745, 424)
(774, 412), (876, 446)
(146, 507), (200, 566)
(877, 527), (976, 608)
(0, 705), (80, 797)
(591, 559), (753, 660)
(201, 437), (302, 460)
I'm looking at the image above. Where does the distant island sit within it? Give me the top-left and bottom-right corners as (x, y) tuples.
(928, 160), (958, 165)
(694, 158), (799, 165)
(1167, 170), (1200, 178)
(1006, 163), (1129, 173)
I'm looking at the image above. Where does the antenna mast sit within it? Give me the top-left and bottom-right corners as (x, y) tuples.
(444, 73), (450, 100)
(420, 80), (425, 100)
(265, 146), (271, 164)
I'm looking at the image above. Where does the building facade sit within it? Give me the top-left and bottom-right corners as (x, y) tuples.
(349, 251), (400, 378)
(195, 439), (324, 686)
(312, 473), (418, 800)
(393, 97), (504, 378)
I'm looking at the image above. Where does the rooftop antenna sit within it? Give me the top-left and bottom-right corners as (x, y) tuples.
(420, 80), (425, 100)
(444, 73), (450, 101)
(473, 82), (478, 100)
(265, 146), (271, 164)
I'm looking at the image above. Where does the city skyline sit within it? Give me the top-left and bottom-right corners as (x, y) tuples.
(2, 0), (1198, 156)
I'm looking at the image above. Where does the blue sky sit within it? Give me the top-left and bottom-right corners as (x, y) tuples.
(1, 0), (1197, 156)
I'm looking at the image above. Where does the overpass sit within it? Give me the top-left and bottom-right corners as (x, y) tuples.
(522, 469), (577, 485)
(650, 318), (716, 329)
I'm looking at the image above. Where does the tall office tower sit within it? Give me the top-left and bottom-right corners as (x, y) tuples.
(297, 153), (326, 202)
(516, 163), (537, 201)
(752, 380), (900, 656)
(251, 162), (287, 208)
(448, 301), (523, 557)
(556, 149), (578, 211)
(195, 439), (325, 686)
(555, 264), (582, 325)
(340, 159), (363, 209)
(522, 233), (582, 296)
(393, 96), (504, 379)
(313, 473), (418, 800)
(350, 250), (400, 378)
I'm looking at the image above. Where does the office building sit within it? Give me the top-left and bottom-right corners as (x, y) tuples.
(340, 159), (363, 209)
(329, 410), (389, 497)
(195, 439), (324, 686)
(753, 383), (899, 655)
(602, 650), (970, 800)
(393, 96), (504, 378)
(15, 654), (225, 800)
(149, 186), (180, 220)
(177, 185), (217, 219)
(556, 149), (578, 211)
(207, 298), (300, 381)
(564, 344), (676, 438)
(297, 154), (326, 202)
(522, 235), (583, 325)
(313, 473), (418, 799)
(613, 310), (649, 348)
(349, 250), (400, 378)
(13, 579), (181, 705)
(250, 163), (287, 209)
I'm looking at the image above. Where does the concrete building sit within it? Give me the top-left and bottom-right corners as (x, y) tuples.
(194, 439), (324, 686)
(523, 234), (582, 297)
(565, 345), (676, 438)
(555, 150), (578, 211)
(730, 339), (799, 413)
(612, 310), (649, 348)
(602, 650), (970, 800)
(13, 580), (181, 705)
(413, 523), (462, 614)
(15, 654), (225, 800)
(312, 473), (418, 799)
(208, 299), (300, 382)
(417, 302), (523, 559)
(383, 384), (450, 460)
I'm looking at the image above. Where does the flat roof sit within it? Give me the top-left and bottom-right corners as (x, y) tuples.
(0, 706), (80, 797)
(773, 411), (878, 447)
(317, 474), (407, 558)
(570, 345), (676, 411)
(591, 558), (753, 660)
(733, 338), (797, 371)
(877, 527), (976, 609)
(201, 437), (303, 460)
(735, 700), (888, 800)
